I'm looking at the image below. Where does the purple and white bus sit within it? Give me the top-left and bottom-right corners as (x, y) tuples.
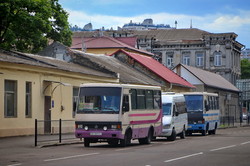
(75, 83), (162, 147)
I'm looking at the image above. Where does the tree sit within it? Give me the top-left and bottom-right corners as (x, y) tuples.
(0, 0), (72, 53)
(241, 59), (250, 79)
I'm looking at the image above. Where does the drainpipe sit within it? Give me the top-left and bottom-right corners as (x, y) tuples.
(167, 83), (173, 91)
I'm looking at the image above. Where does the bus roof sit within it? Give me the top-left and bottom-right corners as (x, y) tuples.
(79, 83), (161, 90)
(183, 92), (218, 96)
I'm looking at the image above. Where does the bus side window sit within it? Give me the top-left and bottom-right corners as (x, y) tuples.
(122, 95), (130, 113)
(205, 100), (209, 111)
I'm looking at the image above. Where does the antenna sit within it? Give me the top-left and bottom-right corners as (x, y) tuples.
(81, 37), (86, 52)
(190, 19), (193, 29)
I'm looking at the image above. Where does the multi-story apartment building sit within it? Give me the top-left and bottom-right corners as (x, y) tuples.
(133, 28), (244, 85)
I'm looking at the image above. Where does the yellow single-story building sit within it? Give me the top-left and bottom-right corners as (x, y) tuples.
(0, 50), (119, 137)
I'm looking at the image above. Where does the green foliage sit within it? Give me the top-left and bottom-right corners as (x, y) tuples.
(241, 59), (250, 79)
(0, 0), (72, 53)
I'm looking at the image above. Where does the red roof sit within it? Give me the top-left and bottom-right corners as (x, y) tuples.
(110, 49), (195, 88)
(71, 36), (153, 56)
(115, 37), (137, 47)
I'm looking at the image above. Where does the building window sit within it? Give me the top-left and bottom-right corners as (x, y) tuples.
(73, 87), (79, 118)
(25, 82), (32, 118)
(196, 53), (204, 66)
(166, 54), (173, 68)
(4, 80), (17, 118)
(214, 51), (222, 66)
(183, 55), (190, 65)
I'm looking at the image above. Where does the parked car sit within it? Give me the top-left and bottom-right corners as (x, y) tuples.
(242, 113), (248, 120)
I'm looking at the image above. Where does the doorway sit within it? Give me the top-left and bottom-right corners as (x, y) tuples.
(44, 96), (51, 133)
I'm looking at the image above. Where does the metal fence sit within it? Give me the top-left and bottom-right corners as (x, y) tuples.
(220, 116), (235, 127)
(35, 119), (80, 146)
(220, 115), (250, 128)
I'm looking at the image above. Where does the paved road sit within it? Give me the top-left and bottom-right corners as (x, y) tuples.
(1, 127), (250, 166)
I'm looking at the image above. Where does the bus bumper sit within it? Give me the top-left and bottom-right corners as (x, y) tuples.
(159, 128), (172, 137)
(75, 129), (123, 139)
(187, 124), (205, 131)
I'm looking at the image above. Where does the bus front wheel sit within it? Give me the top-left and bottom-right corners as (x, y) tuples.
(180, 127), (186, 139)
(84, 138), (90, 147)
(120, 130), (132, 147)
(167, 129), (176, 141)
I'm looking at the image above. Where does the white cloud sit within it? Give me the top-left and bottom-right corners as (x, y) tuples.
(66, 8), (250, 47)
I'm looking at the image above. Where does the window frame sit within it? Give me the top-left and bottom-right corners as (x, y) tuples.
(214, 51), (222, 66)
(196, 53), (204, 67)
(183, 55), (190, 65)
(4, 80), (17, 118)
(25, 81), (32, 118)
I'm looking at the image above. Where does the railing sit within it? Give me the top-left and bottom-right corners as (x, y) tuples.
(220, 116), (235, 127)
(35, 119), (80, 147)
(220, 115), (250, 128)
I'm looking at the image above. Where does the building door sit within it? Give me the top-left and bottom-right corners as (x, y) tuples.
(44, 96), (51, 133)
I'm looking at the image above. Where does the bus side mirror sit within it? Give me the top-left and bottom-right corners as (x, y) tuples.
(175, 111), (179, 116)
(122, 102), (129, 113)
(205, 104), (209, 111)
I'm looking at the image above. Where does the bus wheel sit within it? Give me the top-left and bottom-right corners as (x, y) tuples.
(84, 138), (90, 147)
(202, 130), (206, 136)
(180, 127), (186, 139)
(211, 124), (217, 135)
(202, 124), (209, 136)
(139, 128), (153, 144)
(167, 129), (176, 141)
(186, 131), (192, 136)
(120, 130), (132, 147)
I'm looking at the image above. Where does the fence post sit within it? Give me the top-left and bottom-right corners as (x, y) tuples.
(35, 119), (37, 147)
(59, 119), (62, 143)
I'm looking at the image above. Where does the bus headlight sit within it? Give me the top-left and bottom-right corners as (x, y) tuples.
(163, 124), (171, 129)
(111, 124), (121, 130)
(198, 119), (205, 124)
(103, 126), (108, 131)
(84, 126), (89, 130)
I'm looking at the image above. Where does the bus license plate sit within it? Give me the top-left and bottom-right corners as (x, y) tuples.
(90, 132), (102, 136)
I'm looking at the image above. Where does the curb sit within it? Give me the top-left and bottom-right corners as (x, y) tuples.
(39, 141), (83, 148)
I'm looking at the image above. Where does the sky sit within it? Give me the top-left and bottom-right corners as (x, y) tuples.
(58, 0), (250, 48)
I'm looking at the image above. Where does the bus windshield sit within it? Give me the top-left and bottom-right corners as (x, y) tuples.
(184, 95), (203, 112)
(162, 103), (172, 115)
(77, 87), (122, 114)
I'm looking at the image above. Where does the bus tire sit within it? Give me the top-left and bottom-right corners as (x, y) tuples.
(167, 129), (176, 141)
(84, 138), (90, 147)
(180, 127), (186, 139)
(120, 129), (132, 147)
(139, 128), (153, 144)
(202, 124), (209, 136)
(211, 123), (217, 135)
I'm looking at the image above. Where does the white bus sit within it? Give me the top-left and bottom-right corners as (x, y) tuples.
(159, 92), (187, 141)
(183, 92), (220, 136)
(75, 83), (162, 147)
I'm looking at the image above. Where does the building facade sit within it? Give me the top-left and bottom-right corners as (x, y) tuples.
(0, 50), (118, 137)
(236, 79), (250, 115)
(173, 64), (240, 121)
(134, 29), (244, 85)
